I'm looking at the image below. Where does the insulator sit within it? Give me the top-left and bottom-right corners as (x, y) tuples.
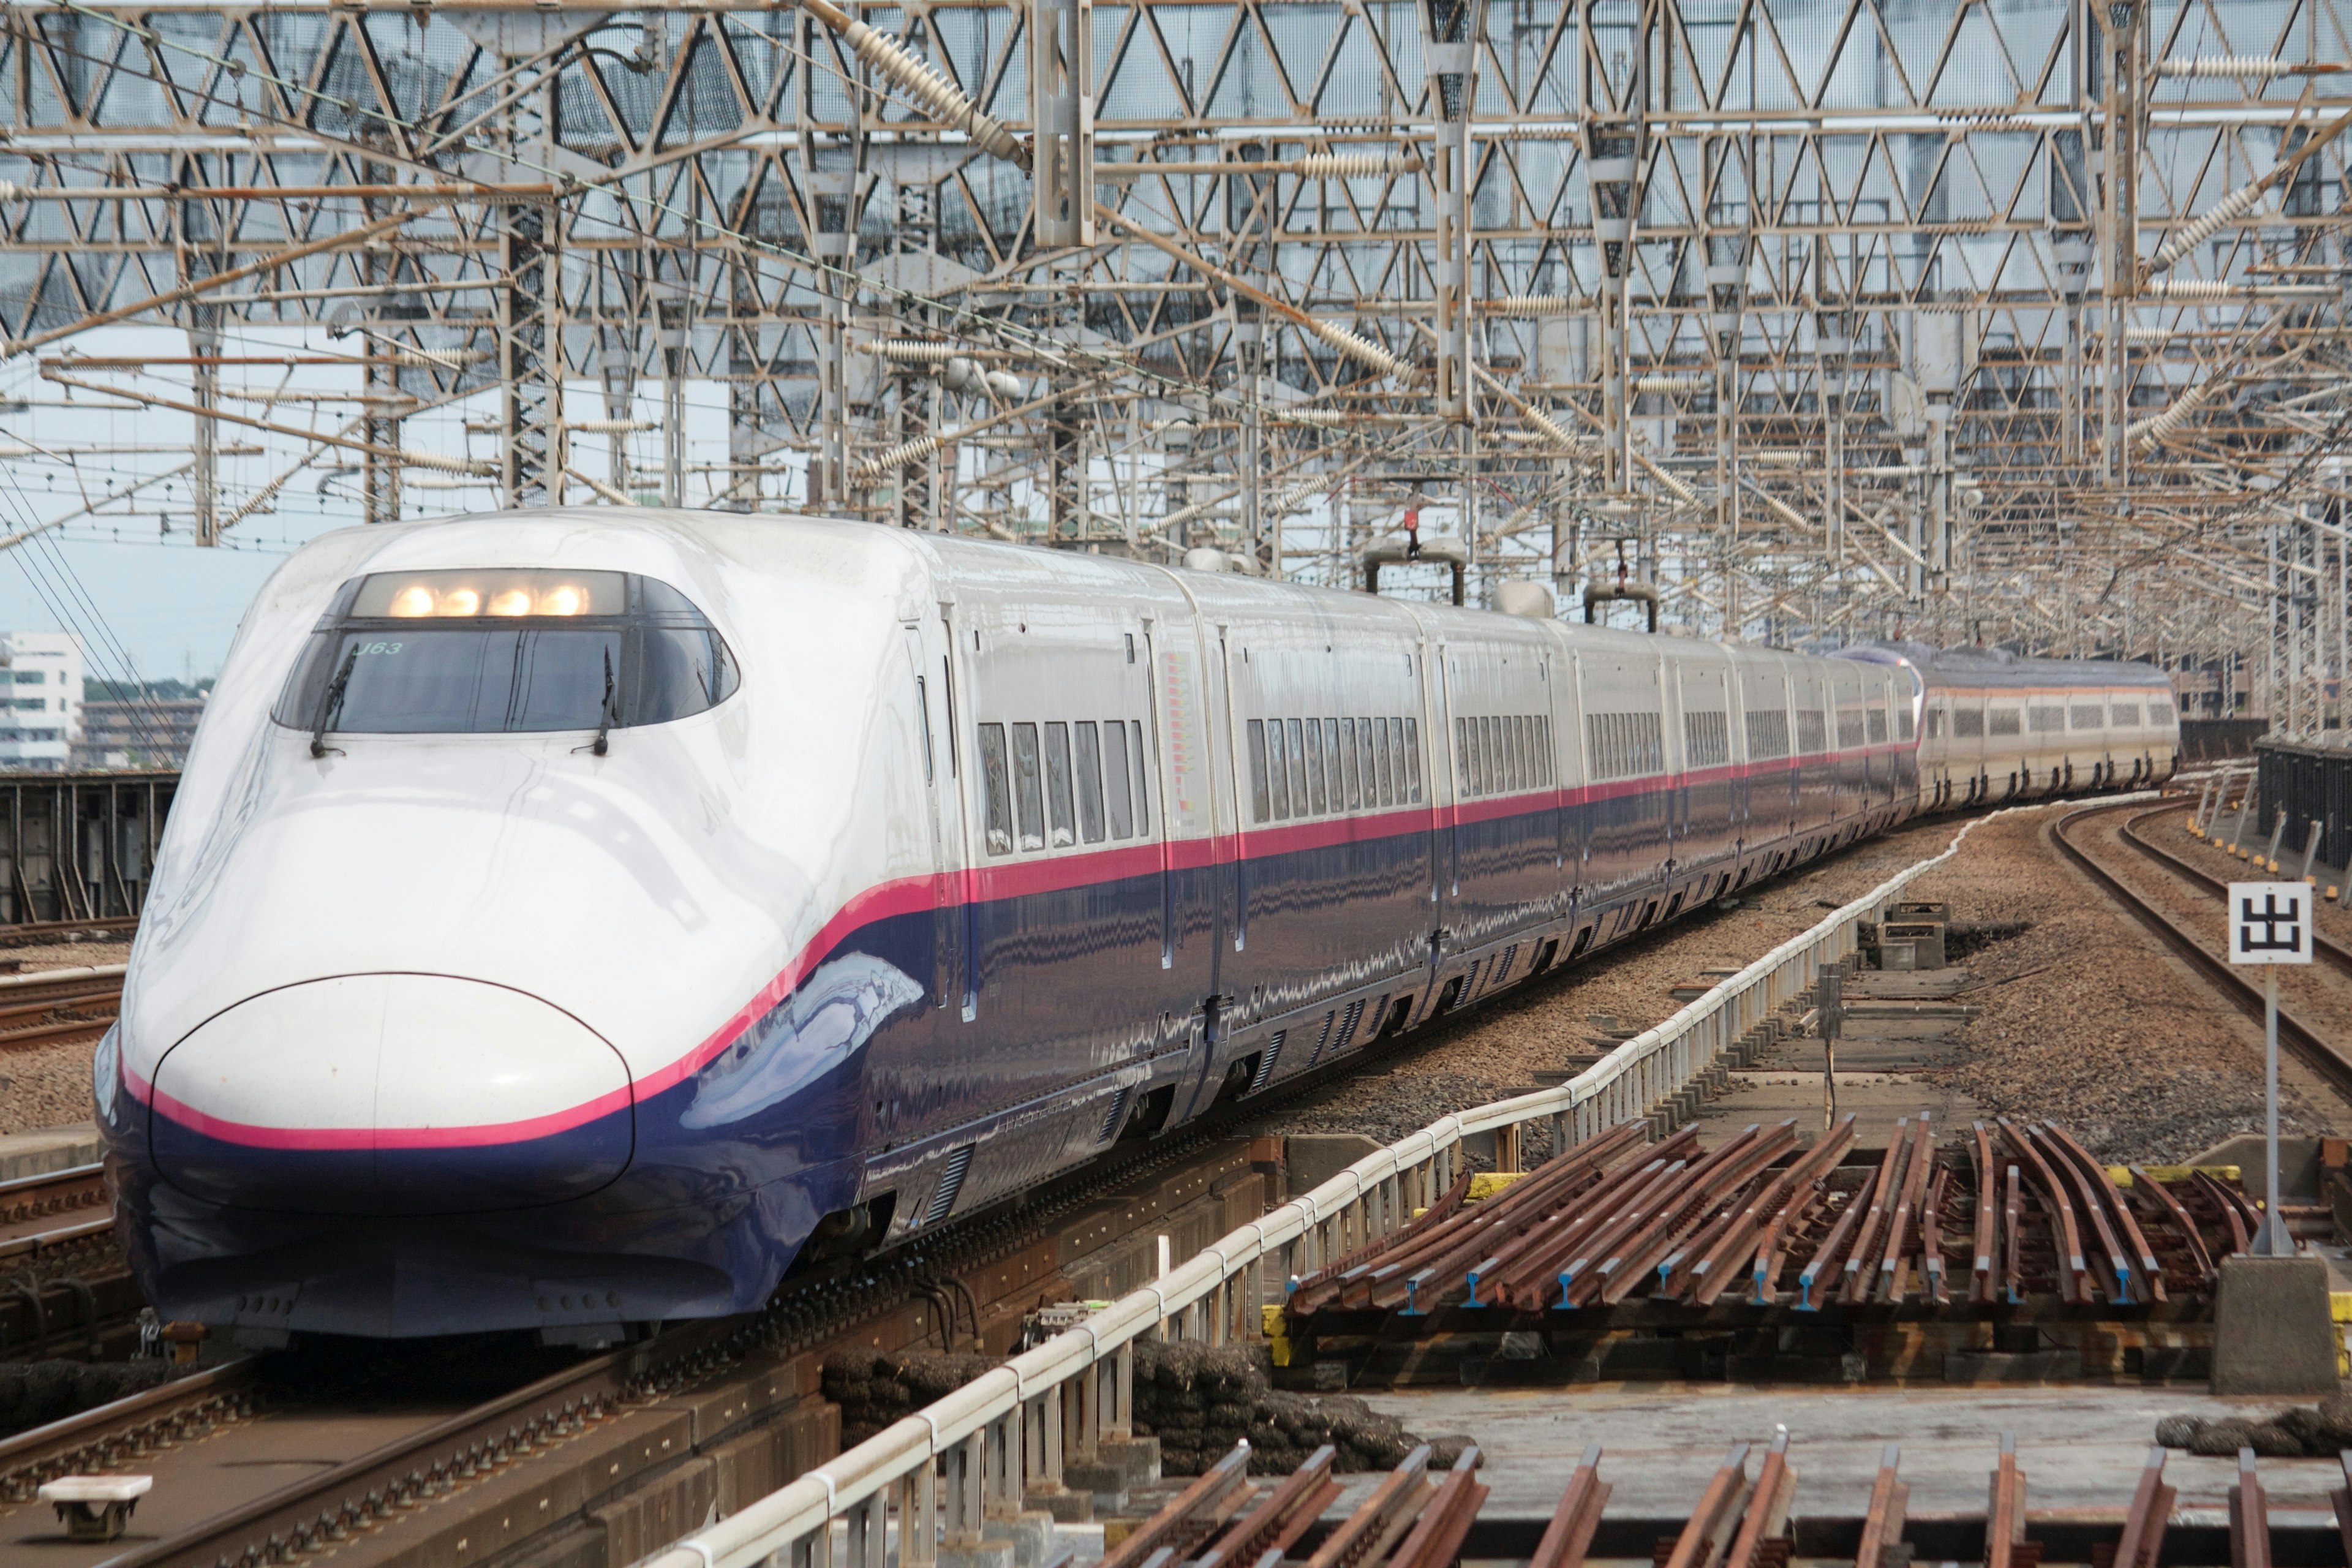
(0, 182), (23, 203)
(1292, 154), (1420, 178)
(2128, 383), (2215, 447)
(1523, 406), (1579, 451)
(836, 18), (1028, 167)
(1303, 317), (1398, 375)
(1485, 295), (1586, 315)
(1634, 374), (1705, 393)
(2143, 279), (2239, 300)
(873, 340), (960, 364)
(859, 431), (950, 477)
(2158, 55), (2292, 76)
(983, 370), (1023, 399)
(2150, 181), (2266, 272)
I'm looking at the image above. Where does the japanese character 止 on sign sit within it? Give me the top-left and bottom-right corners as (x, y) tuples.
(2230, 882), (2315, 965)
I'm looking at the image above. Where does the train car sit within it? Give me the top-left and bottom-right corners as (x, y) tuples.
(100, 511), (2141, 1346)
(1841, 641), (2179, 813)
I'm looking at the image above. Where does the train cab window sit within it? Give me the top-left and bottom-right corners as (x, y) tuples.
(1106, 721), (1137, 838)
(1074, 723), (1107, 844)
(979, 724), (1014, 854)
(1012, 723), (1048, 850)
(277, 568), (739, 737)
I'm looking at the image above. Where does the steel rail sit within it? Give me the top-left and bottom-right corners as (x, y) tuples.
(2122, 804), (2352, 979)
(2050, 800), (2352, 1100)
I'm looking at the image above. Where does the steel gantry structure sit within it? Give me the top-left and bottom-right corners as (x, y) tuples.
(2, 0), (2352, 718)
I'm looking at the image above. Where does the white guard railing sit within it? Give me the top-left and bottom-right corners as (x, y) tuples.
(644, 799), (2140, 1568)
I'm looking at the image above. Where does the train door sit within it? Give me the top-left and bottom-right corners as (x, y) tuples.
(1158, 614), (1227, 1120)
(905, 625), (962, 1016)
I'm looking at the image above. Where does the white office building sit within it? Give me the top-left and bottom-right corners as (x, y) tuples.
(0, 633), (81, 772)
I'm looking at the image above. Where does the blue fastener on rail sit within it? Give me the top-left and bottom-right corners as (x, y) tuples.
(1401, 1269), (1433, 1316)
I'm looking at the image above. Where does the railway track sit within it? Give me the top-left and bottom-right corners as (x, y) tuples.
(2051, 798), (2352, 1102)
(0, 1164), (140, 1364)
(0, 965), (122, 1051)
(0, 916), (138, 951)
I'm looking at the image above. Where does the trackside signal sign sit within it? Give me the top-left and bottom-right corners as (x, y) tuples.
(2230, 882), (2315, 965)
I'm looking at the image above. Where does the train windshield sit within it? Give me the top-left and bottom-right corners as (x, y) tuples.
(273, 568), (739, 736)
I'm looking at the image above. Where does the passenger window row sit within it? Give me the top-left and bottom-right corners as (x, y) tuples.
(1683, 710), (1730, 769)
(2027, 704), (2065, 733)
(1953, 707), (1986, 737)
(1989, 709), (2023, 736)
(2069, 703), (2104, 730)
(1587, 711), (1665, 782)
(1796, 710), (1828, 754)
(1455, 712), (1556, 799)
(1866, 709), (1888, 745)
(2111, 702), (2142, 727)
(1836, 710), (1865, 748)
(978, 718), (1150, 857)
(1246, 714), (1424, 825)
(1746, 709), (1790, 760)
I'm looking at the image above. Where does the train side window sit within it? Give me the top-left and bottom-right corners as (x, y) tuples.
(1298, 719), (1317, 818)
(1404, 717), (1423, 802)
(1371, 718), (1392, 805)
(1475, 717), (1492, 797)
(1012, 723), (1047, 851)
(1955, 707), (1985, 737)
(979, 723), (1014, 856)
(1044, 722), (1077, 848)
(916, 677), (933, 782)
(1539, 716), (1553, 785)
(1267, 717), (1291, 820)
(1455, 717), (1472, 796)
(2112, 702), (2141, 728)
(1323, 718), (1341, 810)
(1074, 722), (1107, 843)
(1498, 717), (1514, 792)
(1506, 715), (1521, 791)
(1246, 719), (1272, 823)
(1340, 718), (1360, 807)
(1358, 717), (1378, 807)
(1107, 720), (1138, 838)
(1866, 708), (1887, 745)
(1305, 718), (1328, 814)
(1131, 721), (1150, 832)
(2071, 703), (2103, 730)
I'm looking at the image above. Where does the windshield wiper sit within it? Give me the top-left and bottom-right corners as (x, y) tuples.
(310, 646), (358, 758)
(590, 647), (617, 756)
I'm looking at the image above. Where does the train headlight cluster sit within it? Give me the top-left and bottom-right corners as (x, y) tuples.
(371, 575), (608, 619)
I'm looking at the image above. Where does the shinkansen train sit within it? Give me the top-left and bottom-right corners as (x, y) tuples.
(100, 511), (2178, 1344)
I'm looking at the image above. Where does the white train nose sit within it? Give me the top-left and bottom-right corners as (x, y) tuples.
(147, 974), (634, 1216)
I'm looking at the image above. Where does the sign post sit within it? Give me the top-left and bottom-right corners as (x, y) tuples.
(2229, 880), (2313, 1255)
